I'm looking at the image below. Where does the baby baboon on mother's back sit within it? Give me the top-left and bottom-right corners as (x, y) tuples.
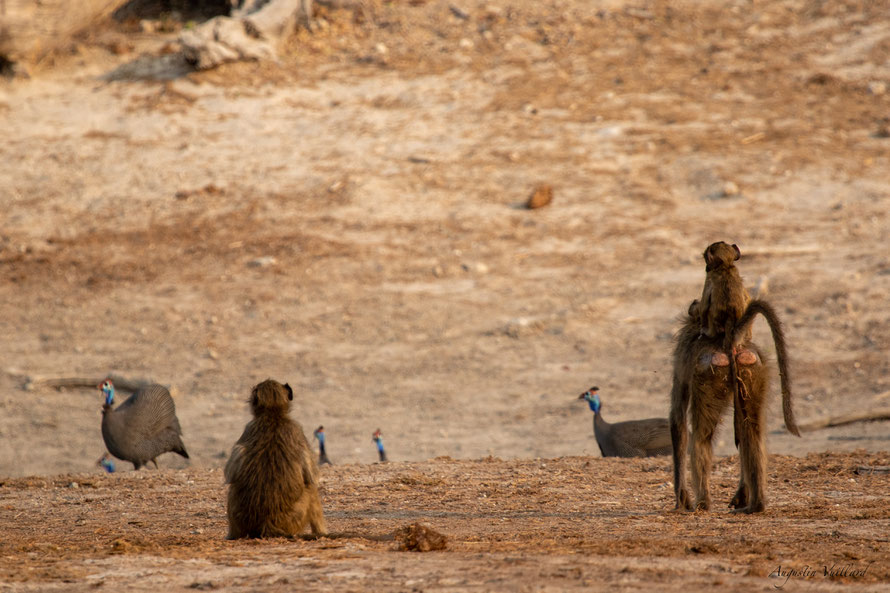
(696, 241), (750, 343)
(225, 379), (326, 539)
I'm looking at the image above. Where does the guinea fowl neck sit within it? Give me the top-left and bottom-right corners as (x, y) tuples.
(593, 410), (608, 426)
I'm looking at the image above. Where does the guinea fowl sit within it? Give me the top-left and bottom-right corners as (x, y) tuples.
(96, 452), (116, 473)
(100, 379), (190, 470)
(578, 386), (671, 458)
(313, 425), (332, 465)
(372, 428), (387, 462)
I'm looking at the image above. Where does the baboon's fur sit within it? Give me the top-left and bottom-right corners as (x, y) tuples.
(225, 379), (326, 538)
(670, 298), (798, 514)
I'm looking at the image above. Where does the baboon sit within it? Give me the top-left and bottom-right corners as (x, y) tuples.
(697, 242), (750, 341)
(225, 379), (327, 539)
(695, 241), (753, 428)
(670, 298), (799, 514)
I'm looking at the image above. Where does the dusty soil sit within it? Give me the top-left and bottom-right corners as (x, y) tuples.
(1, 0), (889, 588)
(1, 454), (889, 592)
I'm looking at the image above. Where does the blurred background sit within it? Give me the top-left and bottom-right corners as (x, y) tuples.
(1, 0), (889, 477)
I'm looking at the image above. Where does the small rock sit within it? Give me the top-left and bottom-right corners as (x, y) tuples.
(872, 125), (890, 139)
(722, 181), (740, 197)
(395, 522), (447, 552)
(247, 256), (276, 268)
(111, 539), (134, 554)
(868, 81), (887, 96)
(526, 184), (553, 209)
(504, 317), (543, 338)
(68, 482), (79, 489)
(460, 261), (489, 274)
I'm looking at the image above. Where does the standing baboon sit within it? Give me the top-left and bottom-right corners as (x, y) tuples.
(225, 379), (326, 539)
(671, 298), (799, 514)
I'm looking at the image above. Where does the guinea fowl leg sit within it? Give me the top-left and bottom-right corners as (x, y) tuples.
(152, 459), (159, 469)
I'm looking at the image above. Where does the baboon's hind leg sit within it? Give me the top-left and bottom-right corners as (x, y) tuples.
(307, 488), (327, 536)
(731, 380), (767, 514)
(729, 403), (748, 510)
(690, 403), (721, 511)
(670, 380), (693, 511)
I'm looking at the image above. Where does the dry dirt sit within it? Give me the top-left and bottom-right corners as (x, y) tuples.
(2, 454), (890, 592)
(1, 0), (890, 589)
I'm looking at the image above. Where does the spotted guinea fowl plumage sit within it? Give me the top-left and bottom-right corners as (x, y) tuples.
(100, 380), (189, 470)
(578, 387), (671, 458)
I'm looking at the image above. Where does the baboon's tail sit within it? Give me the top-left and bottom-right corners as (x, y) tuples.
(734, 299), (800, 436)
(724, 318), (742, 425)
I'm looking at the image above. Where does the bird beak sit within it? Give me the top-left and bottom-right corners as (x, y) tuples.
(577, 391), (588, 399)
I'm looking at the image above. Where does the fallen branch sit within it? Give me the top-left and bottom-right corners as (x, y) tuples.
(798, 409), (890, 432)
(854, 466), (890, 475)
(23, 374), (165, 394)
(315, 0), (366, 8)
(744, 244), (821, 257)
(828, 435), (890, 441)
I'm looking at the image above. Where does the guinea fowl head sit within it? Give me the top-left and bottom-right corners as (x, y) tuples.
(577, 386), (601, 413)
(99, 379), (115, 408)
(96, 452), (116, 473)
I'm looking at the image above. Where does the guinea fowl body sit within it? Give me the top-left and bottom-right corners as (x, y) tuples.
(580, 388), (671, 458)
(101, 382), (189, 470)
(592, 412), (671, 458)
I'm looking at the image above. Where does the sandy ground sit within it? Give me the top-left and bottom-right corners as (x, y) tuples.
(1, 454), (889, 592)
(1, 0), (889, 588)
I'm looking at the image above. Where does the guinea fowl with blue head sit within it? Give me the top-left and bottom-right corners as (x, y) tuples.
(96, 452), (116, 473)
(372, 428), (387, 462)
(100, 379), (190, 470)
(313, 426), (332, 465)
(578, 386), (671, 458)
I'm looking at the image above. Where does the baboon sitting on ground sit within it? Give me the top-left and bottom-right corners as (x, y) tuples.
(225, 379), (327, 539)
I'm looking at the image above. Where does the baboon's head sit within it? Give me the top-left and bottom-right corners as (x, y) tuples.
(250, 379), (293, 414)
(703, 241), (740, 271)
